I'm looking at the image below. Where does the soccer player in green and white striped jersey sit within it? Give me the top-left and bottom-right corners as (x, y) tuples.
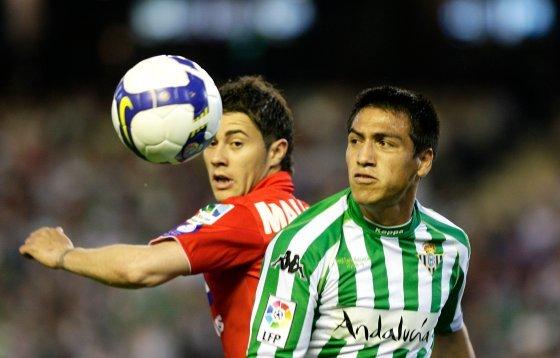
(248, 86), (475, 357)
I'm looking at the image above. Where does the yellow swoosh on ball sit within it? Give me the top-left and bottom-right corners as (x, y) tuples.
(118, 96), (133, 144)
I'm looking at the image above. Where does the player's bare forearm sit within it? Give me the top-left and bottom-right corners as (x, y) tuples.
(20, 227), (190, 288)
(432, 326), (475, 358)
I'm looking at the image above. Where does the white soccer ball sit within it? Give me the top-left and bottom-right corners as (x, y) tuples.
(111, 55), (222, 164)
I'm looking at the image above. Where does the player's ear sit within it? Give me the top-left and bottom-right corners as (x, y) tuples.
(267, 138), (288, 168)
(416, 148), (433, 178)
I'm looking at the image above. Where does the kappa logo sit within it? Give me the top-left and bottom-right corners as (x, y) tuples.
(417, 243), (443, 275)
(271, 250), (306, 280)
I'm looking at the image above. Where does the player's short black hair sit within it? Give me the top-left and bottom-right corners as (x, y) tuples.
(219, 75), (294, 173)
(347, 86), (440, 157)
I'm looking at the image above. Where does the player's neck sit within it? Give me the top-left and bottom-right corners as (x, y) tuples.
(359, 188), (417, 227)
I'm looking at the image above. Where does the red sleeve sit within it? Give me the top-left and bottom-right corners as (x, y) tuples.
(150, 203), (264, 274)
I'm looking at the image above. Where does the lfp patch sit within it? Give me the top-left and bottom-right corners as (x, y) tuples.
(257, 295), (296, 348)
(189, 203), (234, 225)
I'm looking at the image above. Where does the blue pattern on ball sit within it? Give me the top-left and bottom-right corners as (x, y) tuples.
(169, 55), (198, 69)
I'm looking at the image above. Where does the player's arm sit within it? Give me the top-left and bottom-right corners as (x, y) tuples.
(19, 227), (189, 288)
(433, 239), (473, 356)
(432, 325), (475, 357)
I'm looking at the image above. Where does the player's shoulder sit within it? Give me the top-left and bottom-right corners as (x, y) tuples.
(265, 189), (350, 280)
(274, 188), (350, 243)
(416, 201), (470, 253)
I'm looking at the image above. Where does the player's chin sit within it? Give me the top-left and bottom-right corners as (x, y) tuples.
(212, 188), (236, 202)
(350, 187), (379, 206)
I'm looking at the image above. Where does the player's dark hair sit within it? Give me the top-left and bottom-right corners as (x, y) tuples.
(347, 86), (440, 157)
(219, 75), (294, 173)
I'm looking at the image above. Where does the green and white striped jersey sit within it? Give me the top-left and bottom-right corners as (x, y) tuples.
(247, 189), (470, 357)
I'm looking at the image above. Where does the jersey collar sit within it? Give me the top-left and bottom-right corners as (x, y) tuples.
(347, 192), (420, 238)
(250, 171), (294, 194)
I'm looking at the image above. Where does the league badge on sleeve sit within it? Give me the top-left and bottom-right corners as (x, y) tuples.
(189, 203), (235, 225)
(257, 295), (296, 348)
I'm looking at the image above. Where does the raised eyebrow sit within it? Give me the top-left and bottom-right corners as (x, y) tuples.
(373, 132), (403, 141)
(224, 129), (249, 138)
(348, 128), (365, 139)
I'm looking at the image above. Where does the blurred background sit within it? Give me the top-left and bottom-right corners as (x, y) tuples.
(1, 0), (560, 357)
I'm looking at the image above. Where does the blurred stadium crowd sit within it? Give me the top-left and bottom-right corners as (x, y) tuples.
(1, 82), (559, 357)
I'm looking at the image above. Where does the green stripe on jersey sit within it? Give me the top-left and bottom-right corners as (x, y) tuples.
(425, 226), (445, 313)
(284, 218), (344, 353)
(435, 255), (463, 333)
(398, 237), (419, 310)
(393, 348), (409, 357)
(357, 345), (379, 357)
(364, 230), (390, 309)
(336, 223), (358, 307)
(317, 336), (345, 357)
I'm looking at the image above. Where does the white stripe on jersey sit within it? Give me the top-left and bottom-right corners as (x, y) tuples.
(343, 221), (375, 307)
(450, 228), (469, 331)
(380, 236), (405, 310)
(298, 243), (340, 356)
(375, 236), (407, 356)
(450, 281), (466, 332)
(257, 195), (348, 357)
(439, 234), (459, 313)
(414, 223), (433, 313)
(338, 343), (364, 357)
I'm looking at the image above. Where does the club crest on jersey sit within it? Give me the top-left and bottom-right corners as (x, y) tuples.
(417, 243), (443, 275)
(189, 203), (234, 225)
(271, 250), (306, 280)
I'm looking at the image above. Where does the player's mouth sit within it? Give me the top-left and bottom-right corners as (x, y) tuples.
(353, 173), (377, 184)
(212, 174), (234, 190)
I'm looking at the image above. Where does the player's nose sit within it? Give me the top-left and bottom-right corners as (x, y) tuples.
(356, 142), (376, 166)
(209, 144), (228, 166)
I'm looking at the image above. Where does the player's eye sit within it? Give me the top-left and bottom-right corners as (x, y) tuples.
(231, 141), (243, 148)
(209, 139), (218, 147)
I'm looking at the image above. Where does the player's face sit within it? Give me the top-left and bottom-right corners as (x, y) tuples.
(203, 112), (273, 202)
(346, 107), (432, 213)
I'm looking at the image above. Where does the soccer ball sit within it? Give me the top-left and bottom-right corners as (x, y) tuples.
(111, 55), (222, 164)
